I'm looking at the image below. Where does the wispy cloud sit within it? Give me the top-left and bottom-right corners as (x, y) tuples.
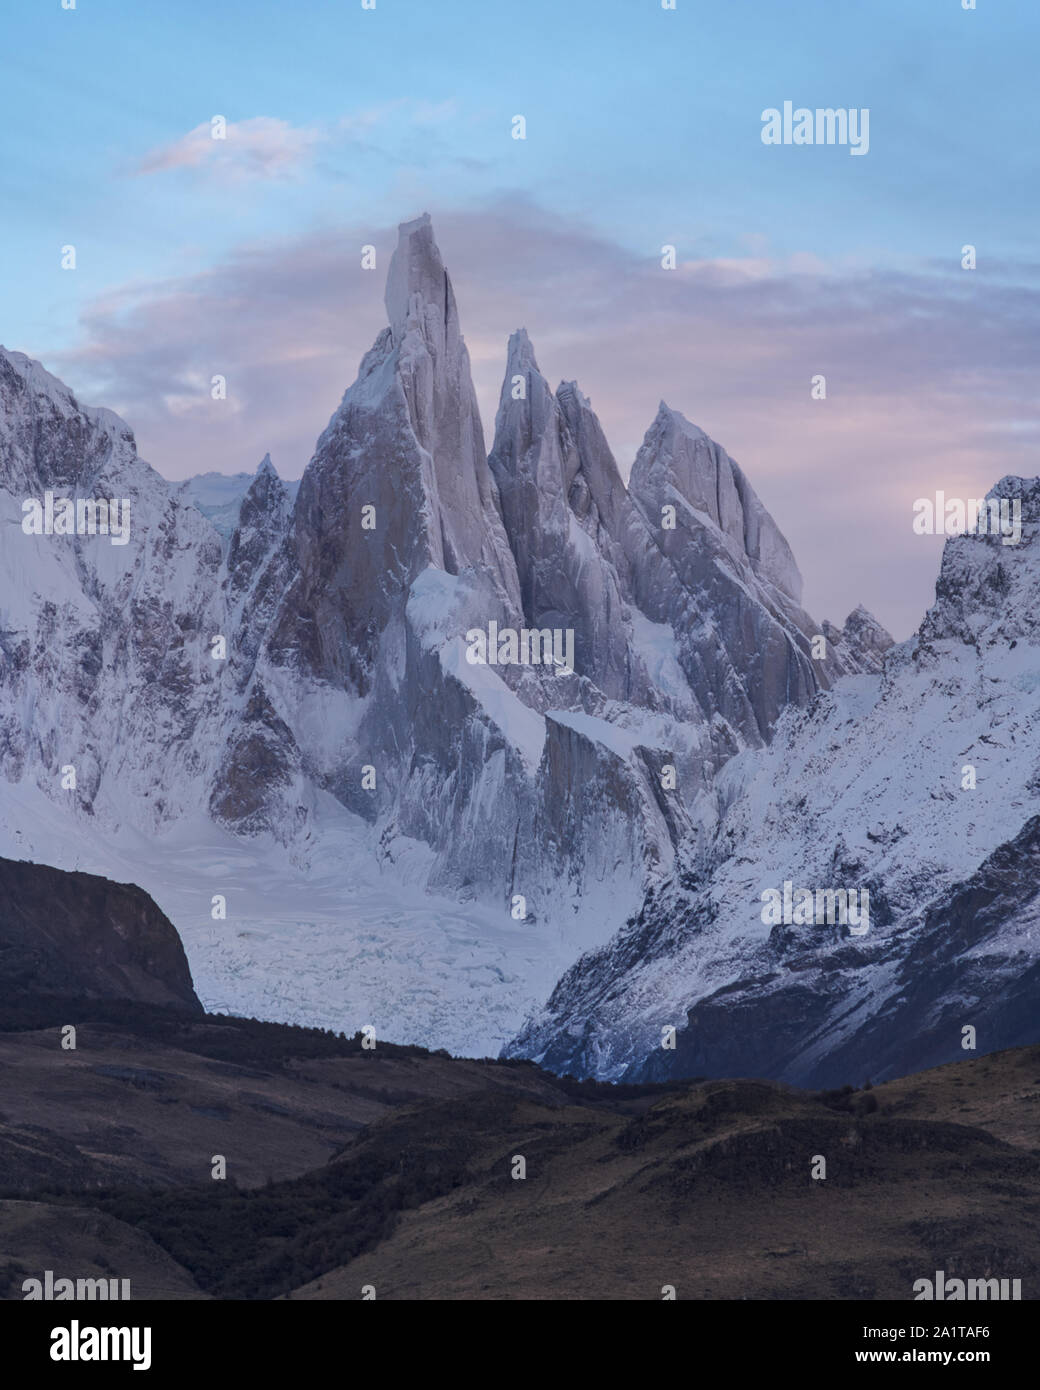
(47, 201), (1040, 640)
(134, 117), (322, 181)
(133, 101), (463, 185)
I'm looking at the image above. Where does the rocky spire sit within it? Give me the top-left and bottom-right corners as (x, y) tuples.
(488, 330), (634, 700)
(269, 214), (522, 685)
(384, 214), (519, 599)
(822, 605), (894, 674)
(226, 454), (292, 607)
(384, 212), (456, 342)
(629, 402), (803, 604)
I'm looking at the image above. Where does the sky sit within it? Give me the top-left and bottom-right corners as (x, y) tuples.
(2, 0), (1038, 638)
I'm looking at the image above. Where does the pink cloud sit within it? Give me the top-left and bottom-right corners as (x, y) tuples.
(134, 117), (321, 181)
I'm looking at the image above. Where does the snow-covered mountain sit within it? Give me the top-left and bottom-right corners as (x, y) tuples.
(507, 476), (1040, 1085)
(199, 212), (857, 930)
(15, 212), (1031, 1088)
(0, 346), (229, 830)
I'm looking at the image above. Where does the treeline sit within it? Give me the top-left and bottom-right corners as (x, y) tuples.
(0, 995), (438, 1067)
(87, 1124), (474, 1299)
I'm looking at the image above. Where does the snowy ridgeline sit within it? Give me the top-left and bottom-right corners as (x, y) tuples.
(2, 215), (1036, 1082)
(508, 480), (1040, 1084)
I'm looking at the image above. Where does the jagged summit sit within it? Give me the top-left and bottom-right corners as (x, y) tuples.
(630, 401), (804, 605)
(488, 324), (850, 750)
(0, 345), (137, 494)
(503, 326), (538, 375)
(822, 605), (894, 675)
(922, 474), (1039, 645)
(384, 212), (457, 342)
(0, 345), (80, 417)
(555, 379), (592, 409)
(272, 215), (521, 694)
(237, 453), (290, 523)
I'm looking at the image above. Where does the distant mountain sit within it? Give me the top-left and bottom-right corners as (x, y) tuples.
(176, 470), (254, 538)
(177, 462), (300, 540)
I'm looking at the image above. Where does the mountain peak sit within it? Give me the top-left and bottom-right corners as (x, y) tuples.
(0, 344), (126, 440)
(497, 330), (549, 424)
(555, 379), (591, 413)
(921, 475), (1040, 646)
(384, 213), (454, 338)
(256, 452), (278, 479)
(630, 400), (804, 606)
(0, 344), (136, 493)
(654, 400), (709, 442)
(506, 327), (538, 373)
(823, 605), (894, 673)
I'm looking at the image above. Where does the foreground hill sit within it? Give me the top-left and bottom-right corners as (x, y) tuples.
(2, 992), (1038, 1300)
(0, 856), (201, 1011)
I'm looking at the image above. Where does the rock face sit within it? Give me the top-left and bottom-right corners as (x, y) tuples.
(0, 856), (202, 1010)
(506, 478), (1040, 1085)
(623, 401), (842, 742)
(486, 337), (842, 737)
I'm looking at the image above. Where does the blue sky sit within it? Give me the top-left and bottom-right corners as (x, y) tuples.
(2, 0), (1038, 636)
